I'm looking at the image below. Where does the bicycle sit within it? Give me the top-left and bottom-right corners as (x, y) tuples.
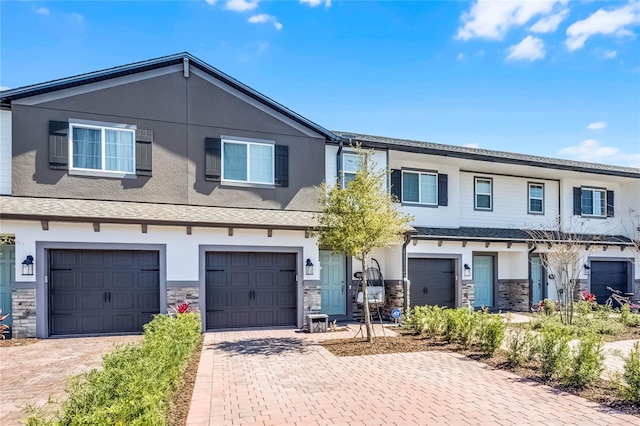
(604, 286), (640, 311)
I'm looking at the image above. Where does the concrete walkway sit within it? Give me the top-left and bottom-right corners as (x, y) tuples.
(186, 327), (639, 426)
(0, 335), (142, 425)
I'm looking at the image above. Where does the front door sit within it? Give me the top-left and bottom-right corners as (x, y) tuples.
(473, 255), (493, 308)
(531, 256), (544, 306)
(0, 243), (14, 331)
(320, 251), (346, 316)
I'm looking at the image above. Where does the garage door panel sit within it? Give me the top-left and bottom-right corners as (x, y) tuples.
(591, 261), (628, 304)
(206, 252), (297, 329)
(49, 249), (159, 336)
(81, 293), (107, 310)
(408, 258), (455, 308)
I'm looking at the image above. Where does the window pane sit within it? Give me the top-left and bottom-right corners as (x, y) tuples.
(343, 154), (360, 173)
(530, 199), (543, 213)
(403, 173), (419, 202)
(581, 190), (593, 215)
(73, 127), (101, 169)
(343, 173), (356, 187)
(593, 190), (605, 216)
(477, 194), (491, 209)
(476, 180), (491, 194)
(249, 144), (273, 184)
(420, 174), (437, 204)
(223, 142), (247, 181)
(105, 129), (134, 173)
(530, 185), (543, 199)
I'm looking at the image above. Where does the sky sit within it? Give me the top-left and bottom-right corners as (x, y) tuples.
(1, 0), (639, 168)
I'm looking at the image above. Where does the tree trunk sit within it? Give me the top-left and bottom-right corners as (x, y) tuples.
(360, 256), (374, 342)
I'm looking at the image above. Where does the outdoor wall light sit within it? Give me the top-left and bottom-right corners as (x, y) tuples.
(305, 259), (314, 275)
(463, 263), (471, 277)
(584, 264), (591, 275)
(22, 255), (34, 276)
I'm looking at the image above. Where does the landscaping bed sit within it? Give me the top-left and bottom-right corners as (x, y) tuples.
(321, 305), (640, 417)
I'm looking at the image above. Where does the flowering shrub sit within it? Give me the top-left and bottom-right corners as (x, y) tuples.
(582, 291), (596, 303)
(170, 301), (193, 315)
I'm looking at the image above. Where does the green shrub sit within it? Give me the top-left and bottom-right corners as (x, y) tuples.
(476, 310), (507, 357)
(594, 303), (612, 321)
(444, 308), (477, 348)
(620, 304), (631, 325)
(588, 318), (625, 336)
(423, 305), (447, 337)
(619, 342), (640, 406)
(506, 328), (528, 367)
(541, 299), (556, 316)
(403, 306), (429, 335)
(564, 333), (605, 389)
(539, 325), (571, 380)
(30, 312), (202, 425)
(576, 301), (594, 317)
(625, 312), (640, 328)
(530, 313), (563, 331)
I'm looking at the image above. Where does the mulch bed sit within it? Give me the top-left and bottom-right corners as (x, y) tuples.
(168, 336), (204, 426)
(0, 338), (38, 347)
(321, 329), (640, 417)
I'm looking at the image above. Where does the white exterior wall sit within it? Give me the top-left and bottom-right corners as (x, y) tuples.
(460, 172), (560, 229)
(0, 110), (11, 195)
(325, 145), (387, 189)
(560, 178), (624, 235)
(2, 220), (320, 283)
(389, 156), (461, 228)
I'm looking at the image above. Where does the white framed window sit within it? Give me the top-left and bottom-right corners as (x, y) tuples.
(528, 183), (544, 214)
(69, 121), (135, 174)
(474, 177), (492, 210)
(402, 171), (437, 205)
(581, 187), (606, 217)
(222, 138), (274, 185)
(341, 153), (360, 188)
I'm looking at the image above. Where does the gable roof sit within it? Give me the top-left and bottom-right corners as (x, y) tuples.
(0, 52), (338, 141)
(334, 131), (640, 179)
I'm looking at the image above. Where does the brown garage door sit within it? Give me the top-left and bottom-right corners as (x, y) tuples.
(408, 258), (455, 308)
(49, 250), (160, 336)
(205, 252), (297, 329)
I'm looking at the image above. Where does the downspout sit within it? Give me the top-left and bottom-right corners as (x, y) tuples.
(402, 234), (412, 311)
(336, 137), (344, 185)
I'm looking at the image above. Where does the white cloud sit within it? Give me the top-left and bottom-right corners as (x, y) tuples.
(558, 139), (640, 167)
(457, 0), (566, 40)
(457, 52), (466, 61)
(506, 35), (546, 61)
(463, 143), (480, 148)
(603, 50), (617, 58)
(35, 7), (50, 15)
(205, 0), (217, 4)
(248, 14), (282, 30)
(565, 2), (640, 51)
(530, 8), (568, 33)
(0, 86), (11, 91)
(225, 0), (259, 12)
(300, 0), (331, 7)
(587, 121), (607, 130)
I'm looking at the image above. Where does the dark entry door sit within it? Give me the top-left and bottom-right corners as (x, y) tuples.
(49, 250), (160, 335)
(590, 261), (628, 304)
(205, 252), (297, 329)
(408, 258), (456, 307)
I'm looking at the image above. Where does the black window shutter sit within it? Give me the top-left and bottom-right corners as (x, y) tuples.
(438, 173), (448, 206)
(390, 169), (401, 202)
(49, 121), (69, 170)
(135, 129), (153, 176)
(573, 187), (582, 215)
(205, 137), (221, 181)
(606, 190), (614, 217)
(274, 145), (289, 187)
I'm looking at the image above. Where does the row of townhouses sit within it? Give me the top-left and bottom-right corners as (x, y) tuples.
(0, 53), (638, 338)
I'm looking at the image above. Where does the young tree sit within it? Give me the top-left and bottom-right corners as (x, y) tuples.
(526, 219), (597, 325)
(314, 146), (412, 342)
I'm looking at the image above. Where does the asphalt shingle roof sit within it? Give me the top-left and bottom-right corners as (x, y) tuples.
(334, 131), (640, 178)
(414, 226), (634, 244)
(0, 196), (318, 230)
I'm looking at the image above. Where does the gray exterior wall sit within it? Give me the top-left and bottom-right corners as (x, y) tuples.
(11, 70), (326, 211)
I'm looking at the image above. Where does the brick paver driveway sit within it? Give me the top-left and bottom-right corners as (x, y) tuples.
(187, 327), (638, 426)
(0, 335), (142, 425)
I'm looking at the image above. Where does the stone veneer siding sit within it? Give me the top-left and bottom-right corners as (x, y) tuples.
(462, 281), (474, 308)
(166, 286), (199, 311)
(352, 280), (405, 321)
(303, 282), (321, 315)
(11, 288), (36, 338)
(497, 280), (529, 312)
